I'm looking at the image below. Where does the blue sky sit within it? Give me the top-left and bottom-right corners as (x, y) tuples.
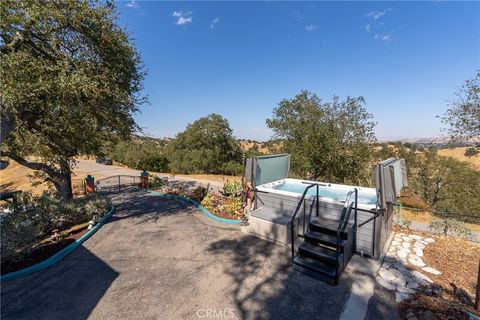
(119, 1), (479, 141)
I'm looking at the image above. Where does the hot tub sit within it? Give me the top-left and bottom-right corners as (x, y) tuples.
(243, 178), (386, 259)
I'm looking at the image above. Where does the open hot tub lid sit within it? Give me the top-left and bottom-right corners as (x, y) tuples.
(245, 154), (290, 187)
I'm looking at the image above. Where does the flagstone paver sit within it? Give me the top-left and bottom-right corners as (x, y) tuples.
(375, 233), (440, 303)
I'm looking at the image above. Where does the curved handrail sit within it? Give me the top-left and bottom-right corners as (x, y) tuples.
(290, 183), (317, 265)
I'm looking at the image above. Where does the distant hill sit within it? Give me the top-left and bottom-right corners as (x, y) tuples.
(379, 136), (479, 146)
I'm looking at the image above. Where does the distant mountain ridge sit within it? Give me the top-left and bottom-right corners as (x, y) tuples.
(378, 136), (479, 145)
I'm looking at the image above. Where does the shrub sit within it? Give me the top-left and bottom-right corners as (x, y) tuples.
(149, 174), (168, 190)
(220, 181), (242, 197)
(1, 192), (111, 263)
(397, 196), (430, 211)
(464, 147), (479, 157)
(200, 193), (216, 211)
(429, 217), (471, 239)
(223, 197), (242, 217)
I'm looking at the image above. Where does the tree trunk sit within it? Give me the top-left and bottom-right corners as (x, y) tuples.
(56, 173), (73, 201)
(51, 161), (74, 201)
(476, 257), (480, 314)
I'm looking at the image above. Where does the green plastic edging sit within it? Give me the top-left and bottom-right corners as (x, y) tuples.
(145, 190), (241, 225)
(0, 205), (116, 282)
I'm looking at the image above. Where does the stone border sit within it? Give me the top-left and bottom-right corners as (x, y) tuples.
(0, 205), (116, 282)
(144, 190), (241, 225)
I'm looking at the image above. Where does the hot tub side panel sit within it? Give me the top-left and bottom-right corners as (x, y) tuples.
(374, 203), (395, 259)
(254, 190), (379, 257)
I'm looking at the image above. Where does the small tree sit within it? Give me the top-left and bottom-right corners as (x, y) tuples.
(465, 147), (479, 157)
(441, 70), (480, 142)
(266, 90), (376, 185)
(167, 114), (243, 175)
(0, 1), (145, 200)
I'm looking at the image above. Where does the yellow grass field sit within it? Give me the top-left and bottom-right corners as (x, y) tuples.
(438, 147), (480, 170)
(0, 159), (241, 195)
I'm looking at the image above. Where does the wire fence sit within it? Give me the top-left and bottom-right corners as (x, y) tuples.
(394, 204), (480, 223)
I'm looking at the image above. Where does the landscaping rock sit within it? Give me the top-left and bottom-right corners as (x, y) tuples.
(378, 268), (397, 282)
(409, 258), (426, 267)
(402, 242), (411, 248)
(413, 242), (426, 249)
(424, 238), (435, 243)
(431, 285), (442, 296)
(409, 235), (423, 240)
(375, 276), (396, 291)
(421, 310), (438, 320)
(413, 249), (423, 257)
(402, 236), (413, 242)
(411, 271), (433, 285)
(421, 267), (441, 275)
(391, 240), (401, 247)
(397, 286), (416, 294)
(407, 280), (420, 290)
(396, 292), (410, 303)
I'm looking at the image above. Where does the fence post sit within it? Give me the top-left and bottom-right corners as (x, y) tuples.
(443, 209), (449, 236)
(476, 257), (480, 314)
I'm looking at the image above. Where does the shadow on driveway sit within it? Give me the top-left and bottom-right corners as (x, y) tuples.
(1, 246), (119, 320)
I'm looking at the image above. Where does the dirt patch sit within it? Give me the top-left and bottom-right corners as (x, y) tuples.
(394, 227), (480, 319)
(1, 223), (89, 275)
(423, 236), (479, 298)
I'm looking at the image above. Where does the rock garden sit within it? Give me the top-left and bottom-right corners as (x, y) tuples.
(376, 228), (480, 320)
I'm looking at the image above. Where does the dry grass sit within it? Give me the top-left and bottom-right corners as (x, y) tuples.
(401, 209), (480, 233)
(423, 236), (480, 298)
(397, 228), (480, 319)
(0, 159), (241, 194)
(162, 173), (241, 184)
(240, 141), (271, 154)
(438, 147), (480, 170)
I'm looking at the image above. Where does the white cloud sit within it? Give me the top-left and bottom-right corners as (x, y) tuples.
(365, 24), (371, 32)
(172, 10), (193, 26)
(126, 0), (139, 9)
(293, 10), (303, 20)
(374, 33), (392, 42)
(210, 17), (220, 29)
(366, 9), (391, 21)
(305, 24), (317, 32)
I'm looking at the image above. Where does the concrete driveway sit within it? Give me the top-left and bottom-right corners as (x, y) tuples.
(1, 189), (354, 320)
(74, 160), (225, 191)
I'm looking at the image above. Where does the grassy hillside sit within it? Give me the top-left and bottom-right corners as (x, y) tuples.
(438, 147), (480, 170)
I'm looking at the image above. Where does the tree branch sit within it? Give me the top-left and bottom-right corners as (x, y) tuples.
(1, 151), (59, 178)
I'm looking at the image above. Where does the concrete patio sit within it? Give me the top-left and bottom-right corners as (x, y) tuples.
(1, 189), (361, 320)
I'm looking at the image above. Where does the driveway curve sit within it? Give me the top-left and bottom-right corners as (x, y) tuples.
(1, 189), (352, 320)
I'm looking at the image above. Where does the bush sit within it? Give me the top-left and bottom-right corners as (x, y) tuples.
(1, 192), (111, 263)
(464, 147), (479, 157)
(397, 196), (430, 211)
(220, 181), (242, 197)
(149, 174), (168, 190)
(429, 217), (471, 239)
(220, 161), (243, 176)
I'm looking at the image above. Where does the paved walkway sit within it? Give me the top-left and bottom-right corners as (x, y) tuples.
(1, 190), (355, 320)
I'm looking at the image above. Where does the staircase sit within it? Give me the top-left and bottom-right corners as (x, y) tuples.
(290, 184), (357, 285)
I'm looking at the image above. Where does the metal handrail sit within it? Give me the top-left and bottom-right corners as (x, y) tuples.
(290, 183), (318, 265)
(336, 189), (358, 259)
